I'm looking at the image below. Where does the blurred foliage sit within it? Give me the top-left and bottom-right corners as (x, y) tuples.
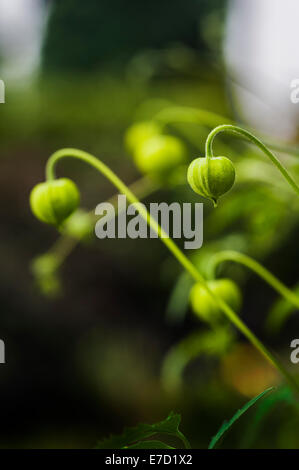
(1, 6), (299, 447)
(21, 82), (299, 445)
(208, 387), (274, 449)
(161, 326), (235, 394)
(95, 387), (278, 449)
(240, 386), (295, 448)
(42, 0), (227, 74)
(96, 411), (187, 449)
(220, 344), (279, 398)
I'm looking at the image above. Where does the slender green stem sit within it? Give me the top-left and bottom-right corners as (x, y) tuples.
(45, 148), (299, 394)
(161, 326), (235, 393)
(208, 250), (299, 311)
(47, 176), (158, 267)
(154, 106), (232, 129)
(46, 149), (205, 282)
(264, 141), (299, 158)
(266, 282), (299, 334)
(154, 106), (234, 156)
(205, 125), (299, 197)
(154, 105), (299, 159)
(48, 234), (80, 268)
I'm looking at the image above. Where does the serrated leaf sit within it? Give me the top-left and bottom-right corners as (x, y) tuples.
(127, 440), (175, 449)
(96, 411), (181, 449)
(209, 387), (274, 449)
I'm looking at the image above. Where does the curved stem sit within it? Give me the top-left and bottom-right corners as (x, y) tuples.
(264, 140), (299, 159)
(205, 125), (299, 197)
(209, 250), (299, 335)
(154, 106), (299, 159)
(45, 148), (299, 394)
(47, 176), (158, 268)
(266, 282), (299, 334)
(154, 106), (232, 130)
(161, 326), (235, 393)
(208, 250), (299, 311)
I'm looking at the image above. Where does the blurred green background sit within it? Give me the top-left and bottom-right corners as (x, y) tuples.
(0, 0), (299, 449)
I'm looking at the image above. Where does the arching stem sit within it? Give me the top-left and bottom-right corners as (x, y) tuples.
(208, 250), (299, 313)
(46, 148), (299, 394)
(161, 326), (235, 393)
(205, 125), (299, 197)
(46, 176), (157, 268)
(154, 106), (299, 159)
(154, 106), (232, 130)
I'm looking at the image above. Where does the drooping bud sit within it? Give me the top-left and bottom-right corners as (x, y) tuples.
(187, 156), (235, 206)
(190, 278), (242, 324)
(125, 121), (162, 154)
(30, 178), (80, 226)
(134, 134), (186, 177)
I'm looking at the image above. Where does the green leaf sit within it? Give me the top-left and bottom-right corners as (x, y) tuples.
(240, 386), (295, 448)
(96, 411), (182, 449)
(208, 387), (274, 449)
(127, 440), (175, 449)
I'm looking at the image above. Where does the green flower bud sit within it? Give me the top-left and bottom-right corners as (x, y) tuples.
(30, 178), (80, 226)
(187, 156), (235, 205)
(31, 254), (62, 298)
(125, 121), (162, 153)
(31, 253), (59, 277)
(134, 134), (186, 177)
(62, 209), (93, 240)
(190, 278), (242, 324)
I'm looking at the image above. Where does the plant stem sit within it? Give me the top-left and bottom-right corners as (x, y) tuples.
(154, 105), (299, 159)
(47, 176), (158, 267)
(208, 250), (299, 332)
(209, 250), (299, 307)
(45, 148), (299, 394)
(208, 250), (299, 334)
(205, 125), (299, 197)
(154, 106), (232, 129)
(161, 326), (235, 393)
